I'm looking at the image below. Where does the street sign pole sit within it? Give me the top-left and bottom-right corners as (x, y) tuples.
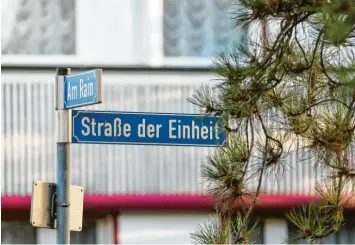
(56, 143), (70, 244)
(56, 68), (71, 244)
(31, 68), (100, 243)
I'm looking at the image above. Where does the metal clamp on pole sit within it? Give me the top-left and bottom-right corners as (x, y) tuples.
(60, 202), (71, 207)
(56, 68), (71, 244)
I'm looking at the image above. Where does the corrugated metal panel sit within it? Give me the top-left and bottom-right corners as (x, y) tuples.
(1, 69), (339, 196)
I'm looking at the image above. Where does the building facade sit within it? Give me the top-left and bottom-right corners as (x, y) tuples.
(1, 0), (355, 243)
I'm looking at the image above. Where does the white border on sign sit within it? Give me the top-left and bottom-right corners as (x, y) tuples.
(71, 110), (226, 147)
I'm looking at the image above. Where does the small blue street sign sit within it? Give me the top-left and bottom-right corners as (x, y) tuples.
(63, 69), (102, 109)
(71, 110), (226, 146)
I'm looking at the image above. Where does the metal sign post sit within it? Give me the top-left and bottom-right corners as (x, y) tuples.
(31, 68), (101, 244)
(56, 68), (71, 244)
(31, 66), (226, 244)
(54, 68), (102, 244)
(56, 143), (71, 244)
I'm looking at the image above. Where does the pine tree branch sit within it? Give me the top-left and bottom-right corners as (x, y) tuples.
(320, 38), (338, 86)
(242, 117), (255, 181)
(191, 1), (355, 244)
(344, 97), (355, 121)
(286, 98), (350, 117)
(234, 114), (269, 241)
(295, 27), (309, 66)
(310, 29), (323, 68)
(249, 14), (314, 96)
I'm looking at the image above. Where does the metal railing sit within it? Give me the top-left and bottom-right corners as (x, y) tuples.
(1, 68), (320, 196)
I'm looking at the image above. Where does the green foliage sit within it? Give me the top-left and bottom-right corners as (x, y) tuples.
(202, 136), (250, 214)
(190, 217), (230, 244)
(285, 203), (343, 243)
(190, 0), (355, 244)
(190, 212), (262, 244)
(230, 210), (262, 244)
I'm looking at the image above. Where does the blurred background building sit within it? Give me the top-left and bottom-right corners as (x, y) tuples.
(1, 0), (354, 244)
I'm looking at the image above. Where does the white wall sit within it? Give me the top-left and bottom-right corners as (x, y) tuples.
(263, 218), (288, 244)
(75, 0), (136, 65)
(119, 211), (215, 244)
(96, 216), (114, 244)
(37, 228), (56, 244)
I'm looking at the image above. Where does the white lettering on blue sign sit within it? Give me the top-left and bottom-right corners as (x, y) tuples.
(168, 119), (219, 140)
(71, 111), (226, 146)
(63, 69), (101, 109)
(79, 117), (219, 140)
(67, 79), (94, 101)
(81, 117), (132, 137)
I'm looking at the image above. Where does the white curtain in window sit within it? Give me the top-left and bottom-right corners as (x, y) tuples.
(163, 0), (245, 57)
(1, 0), (21, 50)
(1, 0), (75, 55)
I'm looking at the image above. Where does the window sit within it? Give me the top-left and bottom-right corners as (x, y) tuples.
(287, 221), (308, 244)
(1, 222), (37, 244)
(1, 0), (76, 55)
(120, 212), (214, 243)
(70, 221), (97, 244)
(163, 0), (245, 58)
(1, 0), (247, 67)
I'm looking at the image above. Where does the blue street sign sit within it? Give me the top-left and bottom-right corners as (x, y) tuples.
(63, 69), (102, 109)
(71, 110), (226, 146)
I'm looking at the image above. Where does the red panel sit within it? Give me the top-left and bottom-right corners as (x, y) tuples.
(1, 210), (109, 222)
(2, 194), (353, 213)
(113, 214), (119, 244)
(83, 194), (214, 211)
(2, 195), (31, 211)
